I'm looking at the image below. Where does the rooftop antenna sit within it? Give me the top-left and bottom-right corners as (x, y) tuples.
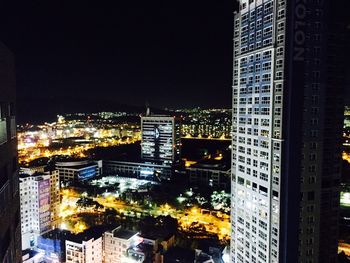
(146, 101), (150, 116)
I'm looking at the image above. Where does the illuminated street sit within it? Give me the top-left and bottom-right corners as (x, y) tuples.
(59, 188), (230, 241)
(343, 152), (350, 165)
(339, 242), (350, 257)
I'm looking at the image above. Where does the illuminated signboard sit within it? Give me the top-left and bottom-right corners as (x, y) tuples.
(38, 179), (51, 233)
(155, 127), (160, 139)
(78, 166), (97, 180)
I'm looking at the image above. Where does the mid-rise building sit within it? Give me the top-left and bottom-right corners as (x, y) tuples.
(20, 170), (60, 249)
(231, 0), (346, 262)
(104, 160), (172, 181)
(104, 226), (140, 263)
(141, 114), (181, 165)
(56, 160), (102, 183)
(0, 42), (22, 262)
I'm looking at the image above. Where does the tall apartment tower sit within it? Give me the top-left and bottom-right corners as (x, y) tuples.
(20, 170), (60, 250)
(231, 1), (345, 263)
(141, 114), (181, 165)
(0, 42), (21, 262)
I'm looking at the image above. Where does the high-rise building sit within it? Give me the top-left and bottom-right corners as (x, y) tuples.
(231, 1), (345, 263)
(141, 115), (181, 165)
(19, 170), (60, 249)
(0, 42), (22, 262)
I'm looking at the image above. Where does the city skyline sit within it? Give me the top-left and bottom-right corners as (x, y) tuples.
(1, 0), (350, 262)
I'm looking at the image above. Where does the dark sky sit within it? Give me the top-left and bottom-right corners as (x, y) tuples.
(0, 0), (235, 109)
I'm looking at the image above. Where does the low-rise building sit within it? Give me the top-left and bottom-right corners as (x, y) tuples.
(104, 160), (172, 181)
(56, 160), (102, 183)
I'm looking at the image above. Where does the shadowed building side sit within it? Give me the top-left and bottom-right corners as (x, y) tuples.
(0, 42), (21, 262)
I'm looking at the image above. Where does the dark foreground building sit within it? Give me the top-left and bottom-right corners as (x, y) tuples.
(0, 42), (21, 262)
(231, 0), (346, 263)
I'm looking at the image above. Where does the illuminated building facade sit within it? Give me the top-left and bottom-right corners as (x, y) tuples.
(141, 115), (181, 165)
(231, 1), (345, 263)
(19, 170), (60, 249)
(0, 42), (22, 262)
(182, 123), (232, 139)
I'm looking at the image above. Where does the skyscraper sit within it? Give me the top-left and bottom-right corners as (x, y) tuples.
(231, 1), (345, 263)
(141, 114), (181, 165)
(0, 42), (21, 262)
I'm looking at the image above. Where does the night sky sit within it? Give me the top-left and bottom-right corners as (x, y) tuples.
(0, 0), (235, 109)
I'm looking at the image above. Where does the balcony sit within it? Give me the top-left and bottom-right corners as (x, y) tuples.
(0, 119), (7, 145)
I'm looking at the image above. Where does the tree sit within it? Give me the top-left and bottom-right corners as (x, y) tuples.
(104, 208), (118, 225)
(339, 252), (350, 263)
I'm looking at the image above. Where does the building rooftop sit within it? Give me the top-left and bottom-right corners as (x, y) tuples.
(19, 173), (46, 180)
(113, 228), (138, 240)
(56, 162), (97, 170)
(141, 232), (174, 242)
(189, 159), (229, 171)
(40, 229), (72, 240)
(67, 225), (114, 243)
(142, 114), (174, 119)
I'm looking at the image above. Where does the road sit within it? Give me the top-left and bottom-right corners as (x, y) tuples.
(59, 190), (230, 240)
